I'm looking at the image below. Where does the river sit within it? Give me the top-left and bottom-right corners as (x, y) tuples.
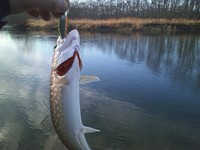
(0, 30), (200, 150)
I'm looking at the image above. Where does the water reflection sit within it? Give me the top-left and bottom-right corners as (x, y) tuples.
(0, 31), (54, 150)
(81, 33), (200, 92)
(0, 31), (200, 150)
(80, 87), (200, 150)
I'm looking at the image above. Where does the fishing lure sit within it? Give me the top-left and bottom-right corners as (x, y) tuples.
(59, 9), (70, 39)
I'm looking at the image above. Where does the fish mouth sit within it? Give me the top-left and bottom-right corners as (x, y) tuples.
(55, 50), (82, 76)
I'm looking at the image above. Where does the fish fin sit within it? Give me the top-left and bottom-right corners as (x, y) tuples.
(76, 126), (100, 149)
(77, 132), (90, 150)
(82, 126), (100, 134)
(40, 115), (56, 135)
(80, 76), (100, 84)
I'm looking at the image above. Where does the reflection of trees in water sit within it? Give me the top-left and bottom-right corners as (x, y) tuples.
(82, 33), (200, 91)
(176, 36), (197, 76)
(3, 30), (56, 53)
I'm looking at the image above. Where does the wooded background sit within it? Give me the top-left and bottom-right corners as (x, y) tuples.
(69, 0), (200, 19)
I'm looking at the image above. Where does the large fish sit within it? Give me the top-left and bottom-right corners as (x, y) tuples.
(46, 29), (100, 150)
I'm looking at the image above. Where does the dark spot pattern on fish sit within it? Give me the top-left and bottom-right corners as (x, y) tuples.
(50, 49), (69, 146)
(50, 86), (68, 145)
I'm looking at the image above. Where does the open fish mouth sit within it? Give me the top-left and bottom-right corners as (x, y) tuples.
(56, 50), (83, 76)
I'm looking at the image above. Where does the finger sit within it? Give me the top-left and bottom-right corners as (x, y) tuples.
(39, 9), (51, 21)
(27, 9), (40, 17)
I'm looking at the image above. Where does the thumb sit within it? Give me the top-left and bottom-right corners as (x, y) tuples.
(40, 0), (70, 13)
(51, 0), (70, 13)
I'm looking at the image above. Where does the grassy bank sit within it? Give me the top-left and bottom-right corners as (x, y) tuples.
(24, 18), (200, 33)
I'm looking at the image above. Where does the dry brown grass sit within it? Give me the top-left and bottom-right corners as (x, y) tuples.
(25, 18), (200, 33)
(25, 19), (58, 30)
(70, 18), (200, 27)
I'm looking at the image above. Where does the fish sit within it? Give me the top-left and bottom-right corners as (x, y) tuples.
(43, 29), (100, 150)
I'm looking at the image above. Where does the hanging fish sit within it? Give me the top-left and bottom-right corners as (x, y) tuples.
(42, 29), (100, 150)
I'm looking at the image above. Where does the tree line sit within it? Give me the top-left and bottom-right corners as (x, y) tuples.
(69, 0), (200, 19)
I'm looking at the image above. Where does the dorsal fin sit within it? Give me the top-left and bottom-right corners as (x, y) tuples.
(40, 115), (56, 135)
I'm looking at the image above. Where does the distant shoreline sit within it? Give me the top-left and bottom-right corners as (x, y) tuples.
(19, 18), (200, 34)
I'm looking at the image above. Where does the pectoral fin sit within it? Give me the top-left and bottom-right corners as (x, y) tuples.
(80, 76), (100, 84)
(81, 126), (100, 134)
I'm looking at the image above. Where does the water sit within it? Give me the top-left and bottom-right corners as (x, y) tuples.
(0, 30), (200, 150)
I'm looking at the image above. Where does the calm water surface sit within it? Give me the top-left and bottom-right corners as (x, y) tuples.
(0, 30), (200, 150)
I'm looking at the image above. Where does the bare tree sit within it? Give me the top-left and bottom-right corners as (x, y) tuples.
(69, 0), (200, 19)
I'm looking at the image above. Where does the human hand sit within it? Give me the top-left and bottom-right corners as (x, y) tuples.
(9, 0), (70, 21)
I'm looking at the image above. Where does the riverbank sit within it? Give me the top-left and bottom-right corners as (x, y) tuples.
(24, 18), (200, 34)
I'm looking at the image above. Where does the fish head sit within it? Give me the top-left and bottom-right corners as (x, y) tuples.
(54, 30), (82, 82)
